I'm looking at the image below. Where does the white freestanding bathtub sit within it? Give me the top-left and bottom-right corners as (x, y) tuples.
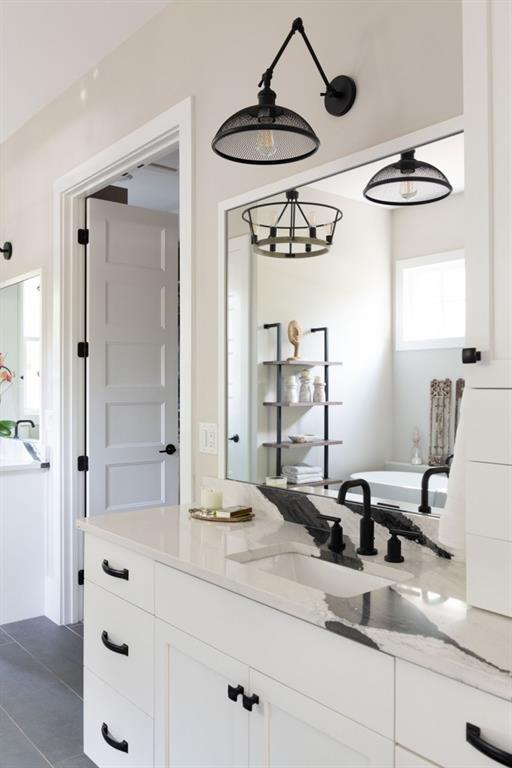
(350, 470), (448, 509)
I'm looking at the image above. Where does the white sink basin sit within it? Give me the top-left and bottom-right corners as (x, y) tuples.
(0, 437), (35, 466)
(229, 545), (413, 598)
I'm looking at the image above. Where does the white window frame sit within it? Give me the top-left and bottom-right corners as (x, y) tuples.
(395, 249), (465, 351)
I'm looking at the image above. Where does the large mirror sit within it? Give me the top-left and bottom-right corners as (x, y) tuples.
(0, 273), (42, 439)
(225, 133), (465, 513)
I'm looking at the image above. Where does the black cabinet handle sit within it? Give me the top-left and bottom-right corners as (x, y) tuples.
(227, 684), (244, 702)
(242, 693), (259, 712)
(466, 723), (512, 767)
(462, 347), (482, 364)
(101, 630), (129, 656)
(228, 434), (240, 443)
(159, 443), (176, 455)
(102, 559), (129, 581)
(101, 723), (128, 753)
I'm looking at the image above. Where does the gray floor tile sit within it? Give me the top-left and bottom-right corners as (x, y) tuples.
(0, 643), (58, 701)
(55, 753), (97, 768)
(0, 628), (12, 646)
(1, 680), (83, 765)
(2, 616), (83, 695)
(0, 707), (50, 768)
(66, 622), (84, 638)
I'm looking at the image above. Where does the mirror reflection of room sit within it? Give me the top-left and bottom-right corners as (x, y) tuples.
(226, 133), (465, 512)
(0, 273), (42, 440)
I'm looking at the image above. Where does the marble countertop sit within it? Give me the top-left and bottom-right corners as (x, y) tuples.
(78, 499), (512, 702)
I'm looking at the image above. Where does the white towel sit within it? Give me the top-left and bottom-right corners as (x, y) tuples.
(288, 475), (323, 485)
(438, 396), (466, 555)
(282, 463), (322, 477)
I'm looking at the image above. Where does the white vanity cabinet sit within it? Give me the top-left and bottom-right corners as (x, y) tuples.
(154, 620), (393, 768)
(82, 534), (512, 768)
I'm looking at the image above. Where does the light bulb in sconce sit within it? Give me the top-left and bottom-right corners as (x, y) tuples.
(399, 180), (418, 201)
(256, 129), (277, 159)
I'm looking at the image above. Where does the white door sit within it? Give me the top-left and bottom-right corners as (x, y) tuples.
(248, 670), (394, 768)
(87, 199), (179, 516)
(227, 235), (253, 482)
(155, 620), (249, 768)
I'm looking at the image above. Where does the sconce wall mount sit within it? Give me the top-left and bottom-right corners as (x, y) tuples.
(1, 242), (12, 261)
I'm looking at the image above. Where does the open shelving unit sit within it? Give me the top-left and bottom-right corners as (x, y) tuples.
(263, 322), (343, 490)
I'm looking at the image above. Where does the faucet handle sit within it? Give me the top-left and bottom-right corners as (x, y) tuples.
(317, 514), (345, 553)
(384, 528), (421, 563)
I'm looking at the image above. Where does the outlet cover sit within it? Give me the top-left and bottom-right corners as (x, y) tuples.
(199, 423), (217, 454)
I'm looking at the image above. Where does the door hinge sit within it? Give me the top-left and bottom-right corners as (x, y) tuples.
(77, 228), (89, 246)
(77, 341), (89, 358)
(78, 569), (84, 586)
(77, 455), (89, 472)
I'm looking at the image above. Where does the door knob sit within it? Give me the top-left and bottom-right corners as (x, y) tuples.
(228, 434), (240, 443)
(159, 444), (177, 455)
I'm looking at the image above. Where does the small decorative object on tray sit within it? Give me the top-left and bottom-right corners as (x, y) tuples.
(189, 505), (254, 523)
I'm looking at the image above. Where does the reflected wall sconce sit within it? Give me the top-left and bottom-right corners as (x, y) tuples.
(242, 188), (342, 258)
(1, 242), (12, 260)
(211, 17), (356, 165)
(363, 150), (453, 206)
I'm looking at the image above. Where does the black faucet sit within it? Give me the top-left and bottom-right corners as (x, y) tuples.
(418, 466), (450, 514)
(338, 479), (378, 556)
(14, 420), (35, 439)
(317, 514), (345, 552)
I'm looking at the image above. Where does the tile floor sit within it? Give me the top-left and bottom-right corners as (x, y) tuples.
(0, 617), (95, 768)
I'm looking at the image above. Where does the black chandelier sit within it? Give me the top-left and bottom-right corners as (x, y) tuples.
(242, 189), (343, 258)
(363, 149), (453, 206)
(212, 18), (356, 165)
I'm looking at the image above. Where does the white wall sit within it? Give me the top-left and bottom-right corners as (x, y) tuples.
(391, 192), (465, 462)
(229, 188), (392, 484)
(0, 0), (463, 493)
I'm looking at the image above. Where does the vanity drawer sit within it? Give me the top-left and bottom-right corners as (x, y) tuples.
(396, 660), (512, 767)
(466, 535), (512, 617)
(85, 534), (154, 612)
(155, 563), (394, 738)
(466, 463), (512, 542)
(84, 581), (154, 716)
(84, 669), (153, 768)
(466, 389), (512, 465)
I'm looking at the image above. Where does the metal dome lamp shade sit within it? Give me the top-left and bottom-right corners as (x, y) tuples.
(242, 189), (343, 258)
(363, 149), (453, 206)
(212, 18), (356, 165)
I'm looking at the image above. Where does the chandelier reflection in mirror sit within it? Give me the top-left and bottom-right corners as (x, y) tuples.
(242, 189), (343, 258)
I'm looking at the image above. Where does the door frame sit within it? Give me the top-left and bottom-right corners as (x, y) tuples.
(217, 114), (464, 481)
(51, 97), (193, 624)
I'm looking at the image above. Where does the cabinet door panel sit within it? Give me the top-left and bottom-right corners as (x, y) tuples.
(155, 620), (249, 768)
(395, 746), (442, 768)
(248, 669), (393, 768)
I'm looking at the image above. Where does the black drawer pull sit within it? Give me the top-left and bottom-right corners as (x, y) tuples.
(242, 693), (259, 712)
(101, 630), (129, 656)
(101, 722), (128, 753)
(227, 684), (244, 702)
(466, 723), (512, 767)
(102, 559), (129, 581)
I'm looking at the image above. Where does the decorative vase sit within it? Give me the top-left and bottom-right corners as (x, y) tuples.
(313, 376), (326, 403)
(284, 375), (299, 404)
(299, 370), (313, 403)
(411, 428), (422, 465)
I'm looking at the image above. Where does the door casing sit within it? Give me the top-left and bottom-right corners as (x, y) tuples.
(52, 98), (193, 624)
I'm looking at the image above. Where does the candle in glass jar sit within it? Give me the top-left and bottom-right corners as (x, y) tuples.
(200, 488), (223, 510)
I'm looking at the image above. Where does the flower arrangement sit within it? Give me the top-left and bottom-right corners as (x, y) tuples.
(0, 353), (15, 437)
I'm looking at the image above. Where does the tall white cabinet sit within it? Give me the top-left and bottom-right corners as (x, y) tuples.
(463, 0), (512, 617)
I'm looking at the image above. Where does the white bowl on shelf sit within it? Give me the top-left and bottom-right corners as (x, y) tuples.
(288, 434), (318, 444)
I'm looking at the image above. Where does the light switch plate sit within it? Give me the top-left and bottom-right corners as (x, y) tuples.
(199, 423), (217, 454)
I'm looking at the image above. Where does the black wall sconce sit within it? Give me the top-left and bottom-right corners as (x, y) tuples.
(211, 17), (356, 165)
(1, 242), (12, 260)
(363, 150), (453, 206)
